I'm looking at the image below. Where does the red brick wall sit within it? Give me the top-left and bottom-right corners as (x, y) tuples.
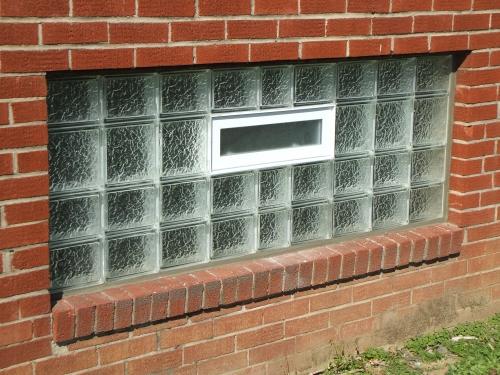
(0, 1), (499, 374)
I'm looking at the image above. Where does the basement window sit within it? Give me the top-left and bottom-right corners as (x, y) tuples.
(47, 56), (452, 290)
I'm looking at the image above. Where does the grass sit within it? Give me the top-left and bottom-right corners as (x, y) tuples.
(323, 313), (500, 375)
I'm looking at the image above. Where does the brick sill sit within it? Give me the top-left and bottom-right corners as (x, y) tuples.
(52, 223), (463, 343)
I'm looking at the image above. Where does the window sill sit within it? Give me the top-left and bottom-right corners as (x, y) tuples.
(52, 223), (463, 343)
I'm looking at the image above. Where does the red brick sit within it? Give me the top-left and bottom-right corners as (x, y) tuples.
(72, 49), (134, 70)
(103, 288), (133, 330)
(450, 191), (480, 211)
(160, 320), (212, 348)
(0, 0), (68, 16)
(452, 123), (484, 141)
(412, 283), (444, 303)
(43, 23), (108, 44)
(295, 326), (339, 353)
(82, 293), (114, 334)
(340, 317), (374, 339)
(486, 122), (500, 138)
(0, 300), (18, 323)
(171, 21), (225, 42)
(262, 299), (309, 323)
(434, 0), (471, 10)
(349, 38), (391, 57)
(33, 316), (51, 337)
(184, 336), (234, 364)
(110, 23), (169, 44)
(372, 17), (412, 35)
(332, 244), (356, 279)
(449, 174), (492, 193)
(347, 0), (390, 12)
(12, 100), (47, 123)
(473, 0), (499, 9)
(0, 76), (47, 99)
(326, 18), (371, 36)
(392, 0), (432, 11)
(285, 312), (329, 336)
(17, 150), (48, 173)
(301, 41), (347, 59)
(138, 0), (194, 16)
(0, 153), (13, 175)
(254, 0), (298, 14)
(457, 68), (500, 86)
(237, 323), (284, 349)
(455, 104), (497, 122)
(1, 50), (69, 73)
(492, 13), (500, 29)
(248, 338), (295, 365)
(461, 51), (490, 68)
(73, 0), (135, 16)
(35, 350), (98, 375)
(431, 34), (469, 52)
(481, 189), (500, 206)
(455, 86), (497, 104)
(468, 222), (500, 242)
(127, 351), (182, 375)
(300, 0), (346, 13)
(431, 260), (467, 282)
(372, 291), (411, 314)
(450, 157), (482, 177)
(214, 309), (262, 335)
(0, 103), (9, 125)
(413, 227), (440, 261)
(414, 15), (453, 33)
(197, 44), (249, 65)
(454, 14), (490, 31)
(207, 268), (238, 305)
(136, 47), (193, 68)
(329, 302), (371, 325)
(123, 285), (152, 325)
(175, 274), (203, 314)
(250, 42), (299, 62)
(353, 279), (392, 302)
(12, 245), (49, 270)
(99, 335), (156, 365)
(0, 321), (32, 347)
(470, 32), (500, 50)
(0, 221), (49, 251)
(279, 19), (325, 37)
(197, 352), (248, 375)
(484, 155), (500, 172)
(393, 36), (429, 54)
(66, 296), (97, 338)
(0, 23), (38, 45)
(448, 208), (495, 227)
(68, 332), (129, 351)
(0, 175), (49, 201)
(452, 141), (495, 159)
(227, 20), (277, 39)
(199, 0), (251, 15)
(0, 338), (51, 369)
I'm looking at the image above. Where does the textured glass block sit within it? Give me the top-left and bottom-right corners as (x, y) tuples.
(161, 179), (208, 223)
(50, 241), (101, 289)
(106, 185), (156, 231)
(106, 232), (157, 279)
(211, 216), (255, 259)
(334, 196), (371, 236)
(162, 71), (209, 114)
(375, 100), (412, 151)
(259, 168), (291, 208)
(261, 66), (293, 108)
(49, 128), (100, 192)
(337, 61), (376, 99)
(410, 184), (444, 222)
(47, 79), (99, 124)
(292, 162), (331, 202)
(292, 203), (331, 243)
(295, 64), (335, 104)
(334, 157), (372, 196)
(161, 223), (206, 267)
(161, 118), (207, 177)
(413, 96), (448, 147)
(213, 69), (258, 110)
(335, 103), (375, 156)
(416, 55), (451, 93)
(259, 210), (290, 250)
(372, 190), (409, 229)
(374, 152), (410, 190)
(106, 123), (155, 184)
(105, 76), (156, 119)
(411, 148), (445, 185)
(212, 173), (256, 215)
(377, 58), (415, 96)
(50, 194), (100, 241)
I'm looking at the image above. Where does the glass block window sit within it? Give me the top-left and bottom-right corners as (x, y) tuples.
(47, 55), (452, 290)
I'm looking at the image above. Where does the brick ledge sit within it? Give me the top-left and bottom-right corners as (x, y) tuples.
(52, 223), (463, 343)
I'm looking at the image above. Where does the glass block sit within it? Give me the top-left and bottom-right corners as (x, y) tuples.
(334, 157), (372, 196)
(292, 162), (332, 202)
(213, 69), (258, 110)
(416, 55), (451, 93)
(47, 79), (99, 124)
(211, 215), (255, 259)
(106, 231), (157, 279)
(161, 118), (207, 177)
(50, 241), (101, 290)
(410, 184), (444, 222)
(105, 76), (156, 119)
(106, 123), (155, 184)
(413, 96), (448, 147)
(374, 152), (410, 190)
(259, 168), (291, 208)
(49, 128), (101, 192)
(295, 64), (335, 104)
(377, 58), (415, 96)
(372, 190), (409, 229)
(212, 173), (256, 215)
(259, 209), (290, 250)
(162, 71), (209, 114)
(161, 223), (206, 267)
(261, 66), (293, 108)
(375, 99), (412, 151)
(292, 203), (331, 243)
(337, 61), (376, 99)
(335, 103), (375, 156)
(334, 196), (371, 236)
(161, 179), (208, 224)
(106, 185), (156, 231)
(411, 148), (446, 185)
(50, 193), (100, 241)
